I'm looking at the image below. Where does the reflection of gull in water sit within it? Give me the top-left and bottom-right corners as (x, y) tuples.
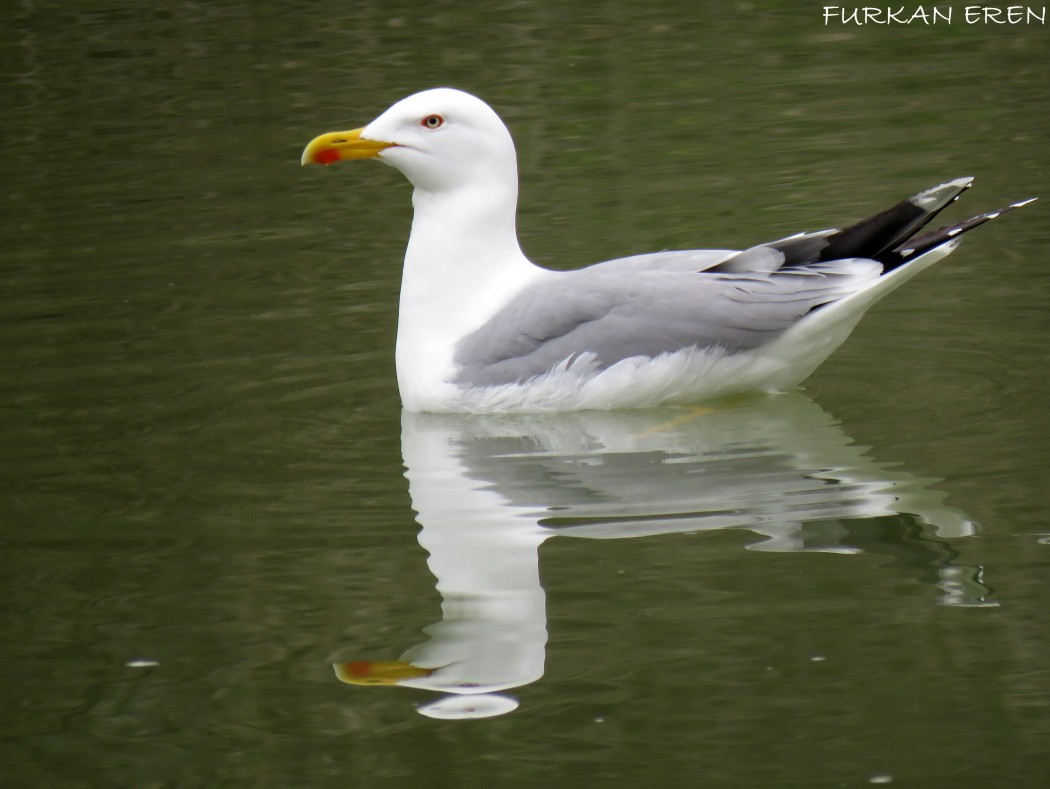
(336, 394), (994, 718)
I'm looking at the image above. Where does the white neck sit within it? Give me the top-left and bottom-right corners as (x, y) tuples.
(395, 180), (546, 409)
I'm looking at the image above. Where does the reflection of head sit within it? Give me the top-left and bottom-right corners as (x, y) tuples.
(334, 662), (521, 719)
(417, 694), (519, 720)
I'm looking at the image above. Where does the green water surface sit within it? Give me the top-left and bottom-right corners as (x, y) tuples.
(2, 2), (1049, 786)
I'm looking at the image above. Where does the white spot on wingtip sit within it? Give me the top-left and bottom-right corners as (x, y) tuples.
(1012, 197), (1038, 208)
(913, 177), (974, 209)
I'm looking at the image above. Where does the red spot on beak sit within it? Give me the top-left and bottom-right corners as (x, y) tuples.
(342, 661), (373, 676)
(316, 148), (340, 165)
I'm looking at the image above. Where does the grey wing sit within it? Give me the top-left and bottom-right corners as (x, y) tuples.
(453, 257), (882, 387)
(580, 248), (738, 274)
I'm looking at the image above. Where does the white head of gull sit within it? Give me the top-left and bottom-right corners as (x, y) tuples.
(302, 88), (1035, 413)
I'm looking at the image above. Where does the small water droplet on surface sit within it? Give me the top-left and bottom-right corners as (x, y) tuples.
(125, 659), (160, 668)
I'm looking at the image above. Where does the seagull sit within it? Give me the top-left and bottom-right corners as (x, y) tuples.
(301, 88), (1035, 413)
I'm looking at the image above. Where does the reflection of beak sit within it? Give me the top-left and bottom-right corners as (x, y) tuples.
(333, 661), (435, 686)
(300, 128), (397, 166)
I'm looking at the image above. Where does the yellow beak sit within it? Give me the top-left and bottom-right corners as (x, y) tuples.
(333, 660), (435, 686)
(300, 127), (397, 166)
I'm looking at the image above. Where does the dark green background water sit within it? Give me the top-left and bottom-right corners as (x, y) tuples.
(2, 1), (1049, 786)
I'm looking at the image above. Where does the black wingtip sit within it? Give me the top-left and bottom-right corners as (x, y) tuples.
(731, 181), (1034, 275)
(818, 177), (977, 265)
(882, 194), (1038, 269)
